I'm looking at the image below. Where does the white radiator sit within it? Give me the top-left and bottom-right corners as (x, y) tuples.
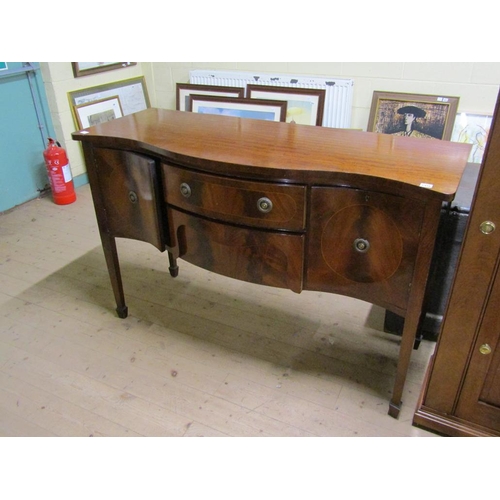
(189, 69), (353, 128)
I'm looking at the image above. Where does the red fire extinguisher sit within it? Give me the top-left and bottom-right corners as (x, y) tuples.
(43, 138), (77, 205)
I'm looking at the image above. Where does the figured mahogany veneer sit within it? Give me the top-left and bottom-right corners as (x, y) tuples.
(73, 108), (470, 418)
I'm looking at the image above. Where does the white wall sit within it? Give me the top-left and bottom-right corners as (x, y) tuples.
(41, 62), (500, 179)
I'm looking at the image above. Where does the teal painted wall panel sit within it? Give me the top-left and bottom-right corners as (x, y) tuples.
(0, 62), (56, 212)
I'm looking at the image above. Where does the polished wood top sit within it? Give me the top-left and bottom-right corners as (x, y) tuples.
(73, 108), (471, 200)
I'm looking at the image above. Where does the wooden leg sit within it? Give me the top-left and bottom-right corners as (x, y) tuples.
(388, 401), (401, 419)
(168, 252), (179, 277)
(100, 233), (128, 318)
(388, 200), (442, 418)
(389, 302), (426, 418)
(389, 318), (418, 418)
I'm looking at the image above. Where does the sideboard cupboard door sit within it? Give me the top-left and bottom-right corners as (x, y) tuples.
(91, 148), (165, 251)
(306, 187), (425, 315)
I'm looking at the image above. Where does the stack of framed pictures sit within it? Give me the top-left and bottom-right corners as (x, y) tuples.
(69, 76), (150, 129)
(176, 83), (326, 126)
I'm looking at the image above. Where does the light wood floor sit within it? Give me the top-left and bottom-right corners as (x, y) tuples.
(0, 184), (437, 437)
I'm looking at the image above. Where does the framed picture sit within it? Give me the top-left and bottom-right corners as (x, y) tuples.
(68, 76), (149, 127)
(72, 62), (136, 78)
(367, 91), (460, 140)
(74, 95), (123, 129)
(176, 83), (244, 111)
(188, 95), (287, 122)
(246, 85), (326, 126)
(452, 112), (492, 164)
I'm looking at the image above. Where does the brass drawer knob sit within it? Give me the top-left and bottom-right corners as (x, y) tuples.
(257, 197), (273, 213)
(480, 221), (495, 234)
(354, 238), (370, 253)
(479, 343), (492, 355)
(128, 191), (138, 204)
(180, 182), (192, 198)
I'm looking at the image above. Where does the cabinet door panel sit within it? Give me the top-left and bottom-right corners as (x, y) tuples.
(455, 261), (500, 429)
(306, 187), (425, 314)
(169, 209), (304, 292)
(92, 148), (164, 250)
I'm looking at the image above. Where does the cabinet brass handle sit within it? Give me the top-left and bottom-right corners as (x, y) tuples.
(354, 238), (370, 253)
(180, 182), (192, 198)
(480, 221), (495, 234)
(128, 191), (138, 204)
(479, 344), (492, 355)
(257, 197), (273, 213)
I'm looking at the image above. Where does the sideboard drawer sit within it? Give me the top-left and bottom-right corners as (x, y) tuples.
(169, 208), (304, 293)
(162, 163), (306, 231)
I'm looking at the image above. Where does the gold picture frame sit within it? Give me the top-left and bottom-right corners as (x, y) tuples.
(367, 91), (460, 140)
(68, 76), (149, 128)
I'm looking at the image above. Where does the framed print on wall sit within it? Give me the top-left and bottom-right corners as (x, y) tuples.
(176, 83), (245, 111)
(367, 91), (460, 140)
(72, 62), (136, 78)
(188, 95), (287, 122)
(246, 85), (326, 126)
(74, 95), (123, 129)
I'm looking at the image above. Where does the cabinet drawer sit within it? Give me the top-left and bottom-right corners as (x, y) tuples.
(169, 208), (304, 293)
(162, 163), (306, 231)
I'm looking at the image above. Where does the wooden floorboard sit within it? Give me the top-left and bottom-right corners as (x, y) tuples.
(0, 185), (437, 437)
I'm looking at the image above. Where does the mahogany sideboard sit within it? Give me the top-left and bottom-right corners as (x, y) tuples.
(72, 108), (470, 418)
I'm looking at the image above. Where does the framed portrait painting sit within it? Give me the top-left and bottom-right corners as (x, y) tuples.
(246, 85), (326, 126)
(188, 95), (287, 122)
(176, 83), (245, 111)
(367, 91), (460, 140)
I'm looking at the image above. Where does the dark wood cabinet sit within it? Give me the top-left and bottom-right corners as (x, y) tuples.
(73, 108), (470, 419)
(414, 92), (500, 436)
